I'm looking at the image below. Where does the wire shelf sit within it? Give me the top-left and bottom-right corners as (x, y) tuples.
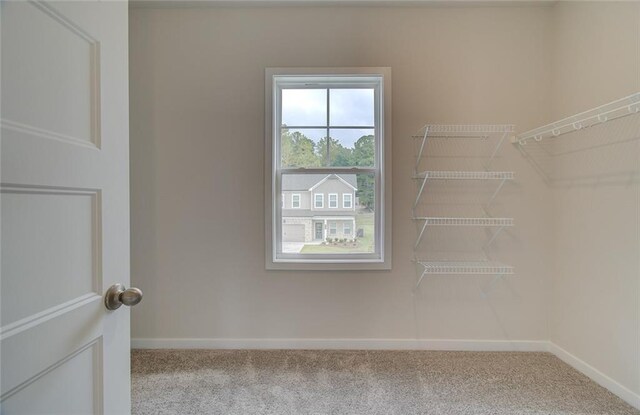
(514, 92), (640, 145)
(413, 124), (514, 171)
(413, 124), (515, 138)
(413, 217), (514, 227)
(416, 261), (514, 275)
(410, 123), (516, 292)
(413, 171), (514, 180)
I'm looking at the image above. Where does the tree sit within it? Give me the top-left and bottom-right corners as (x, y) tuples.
(316, 137), (353, 167)
(281, 128), (321, 167)
(353, 135), (374, 167)
(353, 135), (375, 209)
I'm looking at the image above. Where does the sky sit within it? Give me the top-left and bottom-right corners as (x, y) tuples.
(282, 88), (375, 149)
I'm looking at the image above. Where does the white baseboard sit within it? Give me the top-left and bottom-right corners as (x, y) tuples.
(548, 342), (640, 410)
(131, 337), (548, 352)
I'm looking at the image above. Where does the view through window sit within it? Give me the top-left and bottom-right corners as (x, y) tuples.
(272, 74), (385, 263)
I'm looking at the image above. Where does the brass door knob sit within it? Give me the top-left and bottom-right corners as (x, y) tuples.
(104, 284), (143, 310)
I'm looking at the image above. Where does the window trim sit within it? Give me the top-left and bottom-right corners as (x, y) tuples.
(343, 222), (352, 236)
(314, 193), (324, 209)
(265, 67), (392, 271)
(329, 221), (337, 235)
(343, 193), (353, 209)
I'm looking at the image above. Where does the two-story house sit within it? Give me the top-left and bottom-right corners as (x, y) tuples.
(282, 174), (357, 243)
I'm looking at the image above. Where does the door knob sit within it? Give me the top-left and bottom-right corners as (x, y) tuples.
(105, 284), (143, 310)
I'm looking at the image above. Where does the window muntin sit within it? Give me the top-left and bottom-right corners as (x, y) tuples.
(291, 194), (301, 208)
(269, 70), (389, 267)
(343, 193), (353, 209)
(344, 222), (352, 236)
(328, 193), (338, 208)
(314, 193), (324, 208)
(329, 221), (337, 235)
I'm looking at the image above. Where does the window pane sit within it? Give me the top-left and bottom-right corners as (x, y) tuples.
(281, 173), (375, 254)
(328, 129), (375, 167)
(281, 128), (326, 168)
(282, 89), (327, 127)
(329, 89), (374, 127)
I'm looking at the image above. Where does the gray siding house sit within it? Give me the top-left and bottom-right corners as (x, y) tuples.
(282, 174), (357, 242)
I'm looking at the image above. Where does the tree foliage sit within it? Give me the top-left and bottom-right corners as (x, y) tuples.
(281, 129), (322, 168)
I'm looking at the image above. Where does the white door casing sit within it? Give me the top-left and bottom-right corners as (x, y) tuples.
(1, 1), (130, 414)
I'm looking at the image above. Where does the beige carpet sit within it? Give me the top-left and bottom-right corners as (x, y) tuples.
(132, 349), (639, 415)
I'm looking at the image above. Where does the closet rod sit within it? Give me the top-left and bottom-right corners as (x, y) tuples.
(514, 92), (640, 145)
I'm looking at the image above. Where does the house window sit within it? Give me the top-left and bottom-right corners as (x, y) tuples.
(328, 193), (338, 208)
(343, 193), (353, 209)
(266, 67), (392, 270)
(291, 194), (300, 208)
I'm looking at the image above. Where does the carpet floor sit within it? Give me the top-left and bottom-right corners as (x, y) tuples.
(132, 349), (640, 415)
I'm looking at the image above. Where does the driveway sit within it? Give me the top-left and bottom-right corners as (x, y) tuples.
(282, 242), (305, 253)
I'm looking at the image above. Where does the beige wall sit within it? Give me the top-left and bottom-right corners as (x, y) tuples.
(549, 1), (640, 397)
(129, 5), (555, 343)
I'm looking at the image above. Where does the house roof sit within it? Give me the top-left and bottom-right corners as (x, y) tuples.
(282, 174), (357, 191)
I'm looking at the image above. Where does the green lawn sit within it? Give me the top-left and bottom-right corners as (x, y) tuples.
(300, 211), (374, 254)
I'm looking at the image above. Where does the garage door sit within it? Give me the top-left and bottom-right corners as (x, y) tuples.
(283, 224), (305, 242)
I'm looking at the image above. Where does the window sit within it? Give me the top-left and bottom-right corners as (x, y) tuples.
(291, 194), (300, 208)
(328, 193), (338, 208)
(343, 193), (353, 209)
(265, 67), (392, 270)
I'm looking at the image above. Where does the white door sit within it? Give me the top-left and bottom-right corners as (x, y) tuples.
(1, 1), (133, 414)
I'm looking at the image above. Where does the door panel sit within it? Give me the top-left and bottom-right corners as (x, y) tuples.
(1, 1), (130, 414)
(1, 188), (99, 326)
(3, 342), (101, 415)
(1, 1), (99, 147)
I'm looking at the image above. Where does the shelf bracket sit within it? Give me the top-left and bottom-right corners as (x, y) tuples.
(413, 172), (429, 211)
(480, 273), (507, 298)
(414, 264), (428, 291)
(415, 126), (430, 171)
(414, 219), (429, 250)
(485, 131), (508, 171)
(483, 225), (505, 250)
(486, 178), (507, 208)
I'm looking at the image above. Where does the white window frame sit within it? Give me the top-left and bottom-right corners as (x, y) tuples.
(343, 222), (352, 236)
(329, 221), (337, 235)
(328, 193), (338, 209)
(291, 193), (301, 209)
(265, 67), (392, 270)
(314, 193), (324, 209)
(343, 193), (353, 209)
